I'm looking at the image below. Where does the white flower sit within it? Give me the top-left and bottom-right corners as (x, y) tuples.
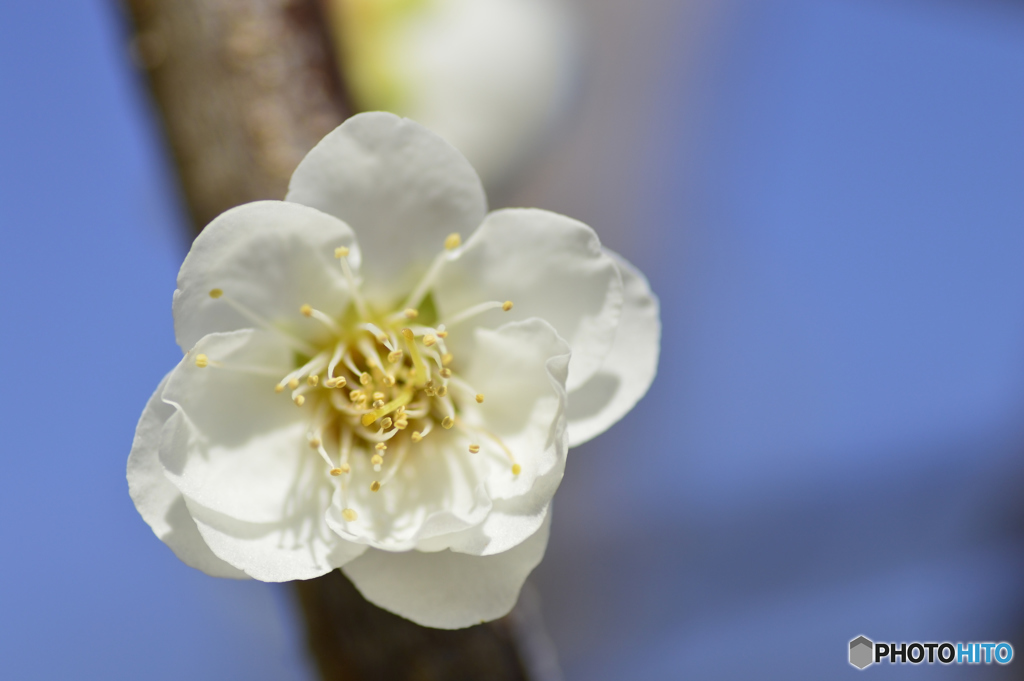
(325, 0), (577, 187)
(127, 112), (659, 629)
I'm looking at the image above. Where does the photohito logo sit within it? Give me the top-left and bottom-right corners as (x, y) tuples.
(849, 636), (1014, 670)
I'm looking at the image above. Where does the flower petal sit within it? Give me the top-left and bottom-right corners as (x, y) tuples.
(185, 496), (366, 582)
(434, 208), (622, 391)
(127, 374), (247, 579)
(173, 200), (359, 352)
(159, 329), (313, 525)
(566, 250), (661, 446)
(286, 112), (487, 303)
(326, 319), (569, 556)
(343, 513), (551, 629)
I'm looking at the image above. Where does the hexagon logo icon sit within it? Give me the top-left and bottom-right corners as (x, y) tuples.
(850, 636), (874, 669)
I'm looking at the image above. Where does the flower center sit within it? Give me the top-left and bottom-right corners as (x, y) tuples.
(196, 232), (520, 523)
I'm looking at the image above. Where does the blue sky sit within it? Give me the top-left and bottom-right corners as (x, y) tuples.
(2, 1), (1023, 679)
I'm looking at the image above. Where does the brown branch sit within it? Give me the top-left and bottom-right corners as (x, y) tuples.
(122, 0), (348, 231)
(117, 1), (542, 678)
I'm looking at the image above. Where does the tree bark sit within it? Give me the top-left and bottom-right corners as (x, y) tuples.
(122, 0), (348, 231)
(117, 1), (543, 678)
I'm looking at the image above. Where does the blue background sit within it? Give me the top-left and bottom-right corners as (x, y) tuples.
(2, 0), (1023, 679)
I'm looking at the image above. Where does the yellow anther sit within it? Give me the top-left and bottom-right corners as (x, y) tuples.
(380, 417), (393, 430)
(334, 376), (347, 388)
(422, 334), (436, 347)
(388, 350), (403, 363)
(324, 378), (337, 388)
(512, 463), (522, 476)
(339, 463), (351, 473)
(411, 431), (423, 442)
(436, 385), (448, 397)
(299, 304), (313, 317)
(442, 416), (454, 429)
(394, 420), (408, 430)
(469, 444), (480, 454)
(308, 438), (322, 449)
(401, 328), (415, 340)
(334, 246), (350, 258)
(444, 233), (462, 250)
(371, 454), (384, 466)
(376, 334), (388, 343)
(330, 468), (343, 476)
(440, 368), (452, 378)
(366, 358), (379, 369)
(194, 354), (209, 368)
(208, 288), (223, 299)
(342, 508), (358, 521)
(372, 399), (385, 409)
(382, 375), (395, 387)
(370, 481), (381, 492)
(349, 389), (363, 401)
(403, 308), (418, 319)
(360, 372), (371, 386)
(274, 384), (285, 393)
(475, 393), (485, 403)
(372, 392), (385, 401)
(375, 442), (387, 451)
(286, 379), (298, 391)
(502, 301), (513, 312)
(441, 353), (453, 366)
(293, 395), (305, 406)
(437, 330), (448, 339)
(307, 374), (319, 387)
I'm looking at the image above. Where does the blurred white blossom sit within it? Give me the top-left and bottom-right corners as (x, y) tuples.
(326, 0), (578, 188)
(128, 112), (658, 628)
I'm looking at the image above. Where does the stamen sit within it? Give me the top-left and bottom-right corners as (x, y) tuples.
(404, 308), (418, 319)
(436, 385), (448, 397)
(422, 334), (436, 347)
(468, 444), (480, 454)
(375, 442), (387, 451)
(330, 468), (344, 476)
(288, 378), (300, 390)
(443, 300), (511, 327)
(512, 464), (522, 476)
(360, 372), (371, 386)
(208, 289), (316, 355)
(299, 303), (341, 334)
(442, 353), (454, 366)
(335, 245), (370, 318)
(370, 481), (381, 492)
(293, 395), (305, 406)
(380, 417), (393, 430)
(388, 350), (403, 363)
(403, 234), (459, 309)
(441, 416), (454, 429)
(307, 375), (319, 387)
(194, 354), (209, 368)
(440, 368), (452, 378)
(379, 442), (410, 486)
(342, 508), (358, 521)
(476, 394), (485, 403)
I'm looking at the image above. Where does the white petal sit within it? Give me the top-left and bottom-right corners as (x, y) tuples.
(185, 496), (365, 582)
(434, 208), (622, 391)
(127, 374), (247, 579)
(343, 513), (551, 629)
(324, 431), (493, 552)
(159, 330), (313, 525)
(286, 112), (487, 302)
(567, 250), (661, 446)
(417, 319), (569, 556)
(173, 200), (359, 352)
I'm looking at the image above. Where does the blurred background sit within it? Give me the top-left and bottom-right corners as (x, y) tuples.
(2, 0), (1024, 679)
